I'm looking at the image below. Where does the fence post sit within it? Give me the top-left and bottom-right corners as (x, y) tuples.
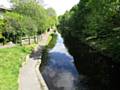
(28, 36), (31, 45)
(20, 36), (22, 46)
(3, 38), (5, 46)
(34, 35), (37, 44)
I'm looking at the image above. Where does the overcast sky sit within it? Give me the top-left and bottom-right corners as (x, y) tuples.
(43, 0), (79, 15)
(0, 0), (79, 15)
(0, 0), (12, 8)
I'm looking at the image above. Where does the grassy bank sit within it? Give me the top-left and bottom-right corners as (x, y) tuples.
(47, 33), (57, 49)
(0, 45), (35, 90)
(41, 33), (57, 61)
(40, 33), (57, 70)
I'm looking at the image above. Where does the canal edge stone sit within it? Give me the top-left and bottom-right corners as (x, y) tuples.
(35, 59), (49, 90)
(35, 33), (50, 90)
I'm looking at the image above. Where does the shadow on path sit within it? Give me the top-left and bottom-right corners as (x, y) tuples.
(30, 45), (45, 60)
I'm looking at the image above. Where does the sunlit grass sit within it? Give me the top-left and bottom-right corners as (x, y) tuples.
(47, 33), (57, 49)
(0, 45), (34, 90)
(46, 34), (52, 45)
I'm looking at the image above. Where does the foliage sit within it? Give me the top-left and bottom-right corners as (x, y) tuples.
(1, 12), (37, 43)
(0, 19), (5, 32)
(58, 0), (120, 62)
(0, 19), (5, 39)
(14, 0), (53, 34)
(46, 8), (58, 28)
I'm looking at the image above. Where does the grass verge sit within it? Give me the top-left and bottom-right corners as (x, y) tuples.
(0, 44), (35, 90)
(40, 33), (57, 70)
(47, 33), (57, 49)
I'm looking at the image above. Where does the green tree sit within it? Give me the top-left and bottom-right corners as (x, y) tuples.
(46, 8), (57, 28)
(58, 0), (120, 61)
(14, 0), (49, 34)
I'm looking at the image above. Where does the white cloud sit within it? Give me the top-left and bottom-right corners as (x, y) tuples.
(43, 0), (79, 16)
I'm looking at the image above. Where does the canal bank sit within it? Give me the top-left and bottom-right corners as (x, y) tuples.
(62, 36), (120, 90)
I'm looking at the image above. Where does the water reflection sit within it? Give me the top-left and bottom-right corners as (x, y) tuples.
(40, 33), (88, 90)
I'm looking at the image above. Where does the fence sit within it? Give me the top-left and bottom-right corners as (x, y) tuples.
(21, 35), (42, 45)
(0, 35), (43, 47)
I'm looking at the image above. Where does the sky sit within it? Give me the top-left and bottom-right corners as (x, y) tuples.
(43, 0), (79, 15)
(0, 0), (79, 15)
(0, 0), (12, 9)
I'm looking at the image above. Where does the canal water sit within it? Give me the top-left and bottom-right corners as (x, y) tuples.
(40, 33), (88, 90)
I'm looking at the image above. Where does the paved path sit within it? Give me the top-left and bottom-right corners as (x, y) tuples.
(0, 42), (15, 48)
(19, 33), (49, 90)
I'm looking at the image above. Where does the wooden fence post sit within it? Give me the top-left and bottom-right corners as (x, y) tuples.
(28, 36), (31, 45)
(20, 36), (22, 46)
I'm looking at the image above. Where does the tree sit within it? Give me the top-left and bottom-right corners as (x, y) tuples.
(58, 0), (120, 61)
(14, 0), (50, 34)
(46, 8), (57, 29)
(3, 12), (23, 43)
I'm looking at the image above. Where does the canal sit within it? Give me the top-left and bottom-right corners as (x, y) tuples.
(40, 33), (88, 90)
